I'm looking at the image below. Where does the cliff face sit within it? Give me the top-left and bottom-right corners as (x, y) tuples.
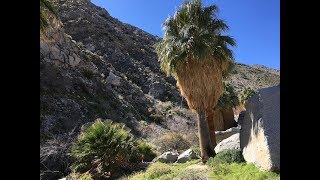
(40, 0), (279, 179)
(55, 0), (180, 102)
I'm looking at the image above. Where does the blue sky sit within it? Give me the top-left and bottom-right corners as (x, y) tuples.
(91, 0), (279, 70)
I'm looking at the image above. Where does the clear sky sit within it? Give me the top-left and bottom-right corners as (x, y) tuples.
(91, 0), (279, 70)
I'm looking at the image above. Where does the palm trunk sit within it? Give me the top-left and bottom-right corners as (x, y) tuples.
(198, 110), (215, 163)
(206, 108), (217, 147)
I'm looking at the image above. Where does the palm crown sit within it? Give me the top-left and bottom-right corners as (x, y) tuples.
(156, 0), (236, 77)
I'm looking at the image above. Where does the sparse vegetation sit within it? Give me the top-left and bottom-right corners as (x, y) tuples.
(209, 163), (280, 180)
(156, 132), (191, 153)
(239, 87), (256, 105)
(207, 149), (245, 165)
(40, 0), (60, 36)
(127, 151), (279, 180)
(128, 160), (201, 180)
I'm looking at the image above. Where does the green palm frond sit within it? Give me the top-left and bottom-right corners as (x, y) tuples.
(216, 82), (240, 109)
(155, 0), (236, 76)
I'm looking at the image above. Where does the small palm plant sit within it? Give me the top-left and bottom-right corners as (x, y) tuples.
(70, 119), (136, 178)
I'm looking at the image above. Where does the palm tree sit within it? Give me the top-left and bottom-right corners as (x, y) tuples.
(155, 0), (235, 162)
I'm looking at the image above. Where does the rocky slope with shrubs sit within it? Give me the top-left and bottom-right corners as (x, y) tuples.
(40, 0), (280, 179)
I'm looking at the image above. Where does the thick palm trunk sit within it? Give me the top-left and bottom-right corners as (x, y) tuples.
(206, 108), (217, 147)
(198, 110), (215, 163)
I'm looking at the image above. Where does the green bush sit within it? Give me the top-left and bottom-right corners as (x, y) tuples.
(239, 87), (256, 105)
(146, 163), (172, 179)
(208, 149), (245, 166)
(156, 132), (191, 153)
(191, 146), (201, 156)
(135, 140), (158, 162)
(70, 119), (141, 178)
(216, 82), (240, 109)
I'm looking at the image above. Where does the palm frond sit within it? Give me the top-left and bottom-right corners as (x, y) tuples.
(155, 0), (236, 76)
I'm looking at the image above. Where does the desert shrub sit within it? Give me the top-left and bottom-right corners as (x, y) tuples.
(239, 87), (256, 104)
(191, 146), (201, 156)
(150, 113), (164, 124)
(207, 149), (245, 166)
(135, 140), (158, 162)
(156, 132), (191, 153)
(82, 69), (94, 79)
(70, 119), (140, 179)
(129, 160), (201, 180)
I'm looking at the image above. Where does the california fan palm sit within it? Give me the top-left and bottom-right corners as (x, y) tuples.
(155, 0), (235, 162)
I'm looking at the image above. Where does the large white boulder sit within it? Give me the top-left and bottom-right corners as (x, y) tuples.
(214, 133), (240, 154)
(240, 85), (280, 171)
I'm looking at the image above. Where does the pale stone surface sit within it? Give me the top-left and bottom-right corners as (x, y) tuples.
(215, 133), (240, 154)
(176, 149), (198, 163)
(240, 85), (280, 171)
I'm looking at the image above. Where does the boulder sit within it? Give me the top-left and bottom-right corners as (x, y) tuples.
(152, 151), (179, 163)
(215, 126), (240, 144)
(176, 149), (198, 163)
(106, 71), (121, 86)
(240, 85), (280, 171)
(214, 133), (240, 154)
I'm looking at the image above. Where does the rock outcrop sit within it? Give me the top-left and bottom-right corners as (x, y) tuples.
(240, 85), (280, 171)
(215, 126), (240, 144)
(54, 0), (181, 103)
(176, 149), (198, 163)
(214, 133), (240, 154)
(153, 151), (179, 163)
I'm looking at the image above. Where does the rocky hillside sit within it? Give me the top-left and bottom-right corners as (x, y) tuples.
(228, 63), (280, 93)
(40, 0), (279, 179)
